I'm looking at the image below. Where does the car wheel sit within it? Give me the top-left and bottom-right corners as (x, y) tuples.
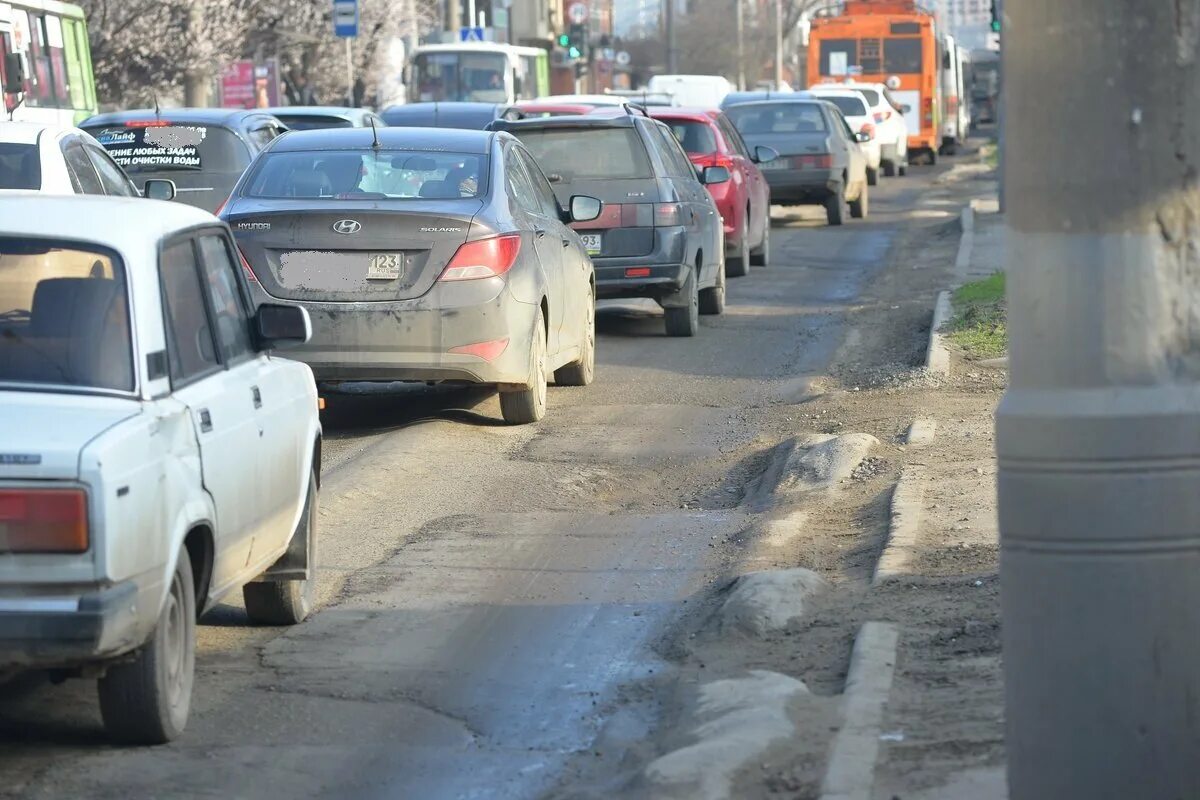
(664, 267), (699, 337)
(500, 309), (548, 423)
(898, 161), (908, 176)
(98, 549), (196, 745)
(243, 469), (318, 626)
(553, 286), (595, 387)
(825, 185), (847, 226)
(726, 225), (750, 277)
(849, 182), (869, 219)
(867, 166), (879, 186)
(927, 148), (938, 166)
(750, 222), (769, 267)
(699, 262), (725, 315)
(882, 161), (896, 178)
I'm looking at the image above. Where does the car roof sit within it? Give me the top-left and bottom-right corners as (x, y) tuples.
(381, 102), (508, 128)
(807, 88), (868, 98)
(724, 98), (826, 109)
(269, 126), (492, 154)
(491, 113), (640, 132)
(0, 194), (218, 249)
(0, 121), (80, 143)
(648, 107), (720, 123)
(541, 94), (627, 106)
(81, 108), (273, 127)
(266, 106), (371, 120)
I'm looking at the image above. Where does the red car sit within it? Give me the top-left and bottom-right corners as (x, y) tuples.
(650, 107), (775, 276)
(513, 101), (600, 118)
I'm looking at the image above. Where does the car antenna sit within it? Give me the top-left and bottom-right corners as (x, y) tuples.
(153, 92), (161, 122)
(369, 115), (381, 149)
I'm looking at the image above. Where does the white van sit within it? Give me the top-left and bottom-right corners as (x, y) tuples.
(646, 75), (735, 108)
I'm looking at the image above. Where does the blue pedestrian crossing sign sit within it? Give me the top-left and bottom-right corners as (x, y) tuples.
(333, 0), (358, 37)
(460, 26), (486, 42)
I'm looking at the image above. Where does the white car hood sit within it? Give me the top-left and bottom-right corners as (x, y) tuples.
(0, 391), (140, 480)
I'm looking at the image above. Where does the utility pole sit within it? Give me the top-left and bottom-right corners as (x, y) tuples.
(998, 2), (1200, 799)
(447, 0), (461, 35)
(774, 0), (783, 90)
(736, 0), (745, 90)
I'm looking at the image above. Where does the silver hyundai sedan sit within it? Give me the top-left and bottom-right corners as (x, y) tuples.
(221, 127), (601, 424)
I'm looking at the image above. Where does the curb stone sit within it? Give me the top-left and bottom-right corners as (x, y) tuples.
(818, 622), (901, 800)
(924, 291), (953, 375)
(873, 467), (926, 584)
(904, 418), (937, 446)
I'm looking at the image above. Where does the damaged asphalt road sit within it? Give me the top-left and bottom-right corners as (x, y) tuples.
(0, 164), (955, 800)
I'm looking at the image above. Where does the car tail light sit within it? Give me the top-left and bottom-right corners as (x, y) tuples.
(691, 152), (735, 171)
(625, 267), (651, 278)
(449, 337), (509, 362)
(874, 111), (891, 123)
(795, 154), (834, 169)
(860, 123), (876, 139)
(439, 234), (522, 281)
(0, 489), (88, 553)
(237, 246), (259, 283)
(654, 203), (683, 227)
(214, 195), (232, 217)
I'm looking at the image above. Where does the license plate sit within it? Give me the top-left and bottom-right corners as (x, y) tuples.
(579, 233), (602, 255)
(366, 253), (403, 280)
(762, 159), (789, 170)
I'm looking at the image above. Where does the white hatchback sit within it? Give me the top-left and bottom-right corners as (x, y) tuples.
(0, 195), (319, 744)
(811, 82), (910, 177)
(0, 122), (175, 199)
(805, 88), (884, 184)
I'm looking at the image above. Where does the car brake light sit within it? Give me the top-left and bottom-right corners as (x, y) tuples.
(237, 246), (259, 283)
(449, 337), (509, 362)
(691, 152), (735, 171)
(860, 123), (876, 138)
(625, 267), (651, 277)
(124, 120), (170, 127)
(795, 154), (833, 169)
(439, 234), (522, 281)
(654, 203), (683, 227)
(874, 111), (890, 123)
(0, 489), (88, 553)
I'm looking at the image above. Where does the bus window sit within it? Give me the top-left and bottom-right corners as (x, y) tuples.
(884, 38), (923, 74)
(43, 16), (68, 106)
(60, 17), (87, 112)
(413, 51), (507, 103)
(519, 55), (539, 100)
(819, 39), (857, 77)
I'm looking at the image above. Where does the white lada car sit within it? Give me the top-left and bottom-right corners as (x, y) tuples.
(0, 195), (320, 744)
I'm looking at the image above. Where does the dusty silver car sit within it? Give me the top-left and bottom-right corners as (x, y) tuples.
(222, 127), (601, 424)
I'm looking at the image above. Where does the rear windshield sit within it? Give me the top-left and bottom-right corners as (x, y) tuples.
(821, 96), (869, 118)
(0, 144), (40, 190)
(242, 150), (488, 199)
(726, 103), (828, 135)
(658, 120), (718, 155)
(0, 239), (133, 393)
(510, 128), (652, 181)
(854, 88), (882, 106)
(274, 115), (355, 131)
(84, 123), (249, 173)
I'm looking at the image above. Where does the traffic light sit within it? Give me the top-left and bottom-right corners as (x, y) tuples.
(990, 1), (1000, 32)
(567, 23), (587, 60)
(558, 32), (570, 48)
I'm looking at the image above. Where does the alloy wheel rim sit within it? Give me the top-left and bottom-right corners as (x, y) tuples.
(164, 573), (187, 710)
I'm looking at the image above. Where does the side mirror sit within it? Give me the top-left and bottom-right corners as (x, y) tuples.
(855, 131), (872, 143)
(3, 52), (28, 94)
(569, 194), (602, 223)
(143, 179), (176, 201)
(702, 165), (731, 185)
(753, 145), (779, 164)
(254, 304), (311, 349)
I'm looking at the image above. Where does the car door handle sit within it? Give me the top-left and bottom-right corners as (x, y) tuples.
(561, 237), (571, 248)
(535, 228), (547, 239)
(199, 409), (213, 433)
(252, 385), (262, 409)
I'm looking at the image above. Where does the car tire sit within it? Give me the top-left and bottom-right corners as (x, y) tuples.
(825, 185), (846, 226)
(97, 549), (196, 745)
(664, 267), (699, 337)
(750, 222), (769, 267)
(699, 263), (725, 315)
(726, 229), (750, 278)
(500, 309), (548, 423)
(849, 182), (869, 219)
(243, 470), (318, 626)
(554, 286), (595, 387)
(927, 148), (938, 166)
(898, 161), (908, 176)
(882, 161), (896, 178)
(867, 166), (879, 186)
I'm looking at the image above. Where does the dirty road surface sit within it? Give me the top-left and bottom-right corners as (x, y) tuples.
(0, 163), (957, 799)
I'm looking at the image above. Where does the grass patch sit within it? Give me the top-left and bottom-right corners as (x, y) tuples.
(945, 272), (1007, 359)
(981, 143), (999, 169)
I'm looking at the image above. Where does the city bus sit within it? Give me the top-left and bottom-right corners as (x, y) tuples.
(808, 0), (943, 163)
(406, 43), (549, 105)
(0, 0), (97, 125)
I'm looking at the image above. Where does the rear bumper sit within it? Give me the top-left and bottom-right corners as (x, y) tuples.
(590, 226), (692, 301)
(764, 169), (838, 205)
(249, 279), (538, 384)
(0, 581), (140, 668)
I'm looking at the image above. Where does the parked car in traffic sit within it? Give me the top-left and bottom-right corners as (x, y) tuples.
(221, 127), (601, 424)
(649, 107), (775, 275)
(380, 102), (522, 130)
(265, 106), (388, 131)
(492, 108), (728, 336)
(81, 108), (288, 213)
(0, 122), (176, 200)
(813, 81), (910, 176)
(721, 90), (812, 109)
(0, 194), (320, 744)
(805, 87), (883, 184)
(726, 99), (870, 226)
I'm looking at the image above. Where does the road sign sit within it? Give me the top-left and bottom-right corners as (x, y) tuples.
(567, 2), (589, 25)
(615, 50), (631, 66)
(460, 26), (486, 41)
(333, 0), (358, 37)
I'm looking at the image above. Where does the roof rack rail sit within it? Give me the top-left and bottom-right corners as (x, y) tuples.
(621, 101), (650, 117)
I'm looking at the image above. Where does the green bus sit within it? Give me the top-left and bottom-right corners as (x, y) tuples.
(1, 0), (97, 125)
(406, 43), (549, 105)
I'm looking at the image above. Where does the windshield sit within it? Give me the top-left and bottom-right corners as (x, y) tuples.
(413, 52), (509, 103)
(727, 103), (828, 135)
(274, 115), (355, 131)
(0, 144), (40, 190)
(0, 239), (133, 393)
(243, 150), (488, 199)
(84, 123), (250, 174)
(821, 96), (869, 118)
(510, 128), (652, 181)
(659, 120), (718, 155)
